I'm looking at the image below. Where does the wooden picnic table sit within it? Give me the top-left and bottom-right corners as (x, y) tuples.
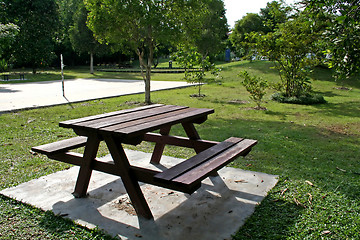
(32, 104), (257, 219)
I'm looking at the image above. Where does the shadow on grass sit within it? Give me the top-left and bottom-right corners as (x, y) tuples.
(194, 118), (360, 200)
(310, 101), (360, 118)
(0, 194), (114, 239)
(311, 67), (360, 89)
(233, 197), (304, 239)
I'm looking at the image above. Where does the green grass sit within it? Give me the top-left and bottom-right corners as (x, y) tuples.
(0, 59), (185, 84)
(1, 60), (359, 239)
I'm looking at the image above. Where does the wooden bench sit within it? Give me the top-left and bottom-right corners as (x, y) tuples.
(31, 136), (88, 156)
(1, 72), (26, 81)
(31, 136), (257, 195)
(154, 137), (257, 194)
(1, 74), (10, 81)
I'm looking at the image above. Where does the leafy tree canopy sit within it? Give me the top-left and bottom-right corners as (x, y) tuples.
(255, 11), (321, 97)
(259, 0), (292, 32)
(0, 23), (19, 58)
(304, 0), (360, 79)
(69, 0), (110, 73)
(230, 13), (265, 57)
(184, 0), (228, 58)
(85, 0), (225, 103)
(3, 0), (59, 73)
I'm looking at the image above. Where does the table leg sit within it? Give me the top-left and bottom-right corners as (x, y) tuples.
(182, 122), (208, 153)
(73, 134), (100, 198)
(150, 126), (171, 164)
(104, 135), (153, 219)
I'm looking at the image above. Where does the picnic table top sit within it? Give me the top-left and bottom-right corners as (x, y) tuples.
(60, 104), (214, 139)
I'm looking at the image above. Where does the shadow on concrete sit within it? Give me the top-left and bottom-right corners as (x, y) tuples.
(50, 169), (269, 240)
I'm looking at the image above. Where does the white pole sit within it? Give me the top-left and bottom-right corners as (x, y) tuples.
(61, 54), (65, 97)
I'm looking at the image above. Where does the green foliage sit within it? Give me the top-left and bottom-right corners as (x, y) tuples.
(188, 0), (228, 58)
(259, 0), (292, 32)
(254, 12), (320, 98)
(304, 0), (360, 79)
(230, 0), (292, 59)
(69, 1), (110, 73)
(172, 46), (221, 96)
(271, 92), (327, 105)
(0, 23), (19, 58)
(0, 58), (8, 72)
(230, 13), (265, 58)
(84, 0), (186, 103)
(239, 70), (268, 109)
(3, 0), (59, 73)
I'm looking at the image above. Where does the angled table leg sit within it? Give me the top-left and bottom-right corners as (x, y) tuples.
(73, 134), (100, 198)
(104, 135), (153, 219)
(182, 122), (208, 153)
(150, 126), (171, 164)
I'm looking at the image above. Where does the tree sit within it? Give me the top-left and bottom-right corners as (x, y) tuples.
(255, 12), (320, 98)
(85, 0), (218, 104)
(3, 0), (59, 73)
(239, 71), (268, 110)
(188, 0), (229, 58)
(230, 13), (265, 58)
(304, 0), (360, 79)
(85, 0), (186, 104)
(259, 0), (292, 32)
(69, 1), (109, 74)
(56, 0), (82, 67)
(0, 23), (19, 71)
(173, 46), (221, 97)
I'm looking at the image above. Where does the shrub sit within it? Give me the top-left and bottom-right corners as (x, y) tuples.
(271, 92), (327, 105)
(239, 70), (268, 109)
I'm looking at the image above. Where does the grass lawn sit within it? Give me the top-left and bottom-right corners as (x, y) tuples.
(0, 60), (359, 239)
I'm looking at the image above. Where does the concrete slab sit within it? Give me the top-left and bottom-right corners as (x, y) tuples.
(1, 149), (278, 240)
(0, 79), (193, 113)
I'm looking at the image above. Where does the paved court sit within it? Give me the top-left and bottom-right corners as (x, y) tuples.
(0, 78), (193, 113)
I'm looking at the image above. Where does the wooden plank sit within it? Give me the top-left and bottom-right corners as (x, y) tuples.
(150, 126), (171, 164)
(108, 108), (214, 137)
(143, 133), (218, 149)
(49, 152), (199, 194)
(73, 134), (101, 198)
(154, 137), (243, 181)
(100, 107), (195, 133)
(31, 136), (87, 155)
(59, 104), (164, 128)
(173, 139), (258, 185)
(75, 105), (187, 129)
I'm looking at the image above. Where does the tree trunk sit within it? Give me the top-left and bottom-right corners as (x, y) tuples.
(136, 48), (151, 105)
(90, 52), (94, 74)
(145, 65), (151, 104)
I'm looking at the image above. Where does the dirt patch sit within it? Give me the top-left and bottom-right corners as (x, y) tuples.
(325, 123), (360, 135)
(190, 94), (206, 98)
(243, 106), (267, 111)
(228, 99), (250, 104)
(333, 86), (352, 91)
(113, 196), (137, 216)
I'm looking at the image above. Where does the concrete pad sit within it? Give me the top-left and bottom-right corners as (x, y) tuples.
(1, 149), (278, 240)
(0, 79), (193, 113)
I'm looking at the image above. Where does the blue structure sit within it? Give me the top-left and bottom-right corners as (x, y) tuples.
(225, 49), (231, 62)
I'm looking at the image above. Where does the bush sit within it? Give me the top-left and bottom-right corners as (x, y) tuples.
(271, 92), (327, 105)
(0, 59), (8, 72)
(239, 70), (268, 109)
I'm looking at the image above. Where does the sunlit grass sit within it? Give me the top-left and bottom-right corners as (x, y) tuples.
(1, 60), (359, 239)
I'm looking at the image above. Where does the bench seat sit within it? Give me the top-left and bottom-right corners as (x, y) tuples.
(31, 136), (88, 155)
(154, 137), (257, 194)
